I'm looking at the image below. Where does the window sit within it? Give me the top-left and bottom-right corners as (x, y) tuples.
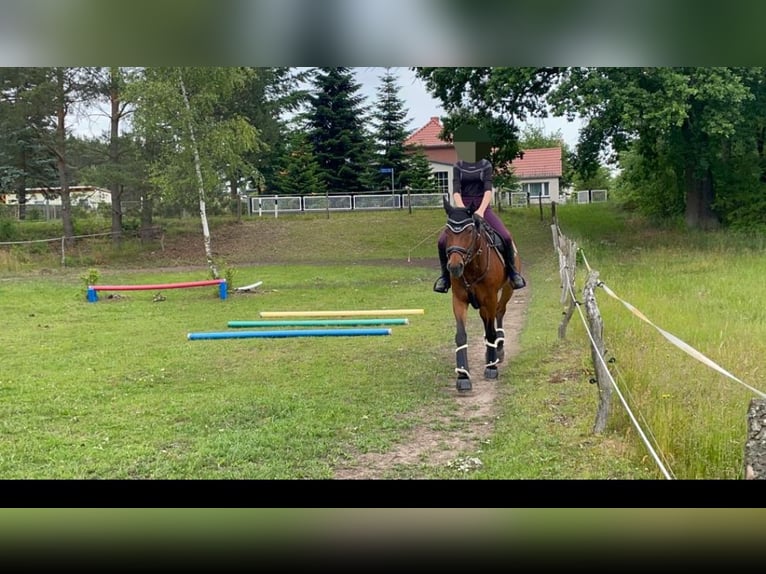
(434, 171), (448, 194)
(522, 181), (549, 198)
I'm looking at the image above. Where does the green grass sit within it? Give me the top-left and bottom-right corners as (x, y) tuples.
(0, 203), (762, 479)
(551, 203), (766, 479)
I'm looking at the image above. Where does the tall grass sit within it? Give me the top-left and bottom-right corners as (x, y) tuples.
(553, 203), (766, 478)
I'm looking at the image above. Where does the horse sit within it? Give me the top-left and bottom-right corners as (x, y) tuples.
(441, 196), (515, 393)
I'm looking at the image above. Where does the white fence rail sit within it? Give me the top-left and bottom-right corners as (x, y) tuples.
(249, 192), (442, 216)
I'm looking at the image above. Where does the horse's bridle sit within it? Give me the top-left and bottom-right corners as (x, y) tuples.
(445, 216), (480, 265)
(445, 215), (490, 287)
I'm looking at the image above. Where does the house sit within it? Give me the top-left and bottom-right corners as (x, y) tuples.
(0, 186), (112, 209)
(405, 116), (564, 203)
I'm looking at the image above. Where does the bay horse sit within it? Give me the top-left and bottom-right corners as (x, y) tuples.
(442, 196), (515, 393)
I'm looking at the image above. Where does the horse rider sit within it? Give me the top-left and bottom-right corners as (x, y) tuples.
(433, 123), (526, 293)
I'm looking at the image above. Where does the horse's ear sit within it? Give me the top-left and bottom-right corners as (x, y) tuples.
(466, 204), (475, 217)
(442, 195), (452, 214)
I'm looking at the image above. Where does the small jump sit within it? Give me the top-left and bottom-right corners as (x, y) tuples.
(87, 279), (227, 302)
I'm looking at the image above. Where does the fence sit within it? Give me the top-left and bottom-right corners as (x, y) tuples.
(0, 227), (162, 267)
(248, 191), (443, 216)
(574, 189), (608, 204)
(246, 189), (565, 216)
(550, 201), (766, 479)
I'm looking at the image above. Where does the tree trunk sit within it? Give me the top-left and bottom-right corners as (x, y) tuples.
(16, 149), (27, 221)
(681, 120), (719, 231)
(179, 71), (219, 279)
(684, 163), (719, 230)
(55, 79), (74, 244)
(140, 194), (154, 240)
(230, 175), (241, 220)
(109, 67), (123, 246)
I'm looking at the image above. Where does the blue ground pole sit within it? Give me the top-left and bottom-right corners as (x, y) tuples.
(187, 328), (392, 340)
(227, 318), (409, 328)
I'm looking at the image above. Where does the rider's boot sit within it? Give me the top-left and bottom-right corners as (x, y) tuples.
(504, 241), (526, 290)
(433, 244), (451, 293)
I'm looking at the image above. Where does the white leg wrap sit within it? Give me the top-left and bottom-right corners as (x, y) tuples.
(454, 367), (471, 379)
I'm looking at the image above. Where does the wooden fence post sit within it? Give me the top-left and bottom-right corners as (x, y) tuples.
(558, 236), (578, 339)
(584, 270), (611, 434)
(745, 398), (766, 479)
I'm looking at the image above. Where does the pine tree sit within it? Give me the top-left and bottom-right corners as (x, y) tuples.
(305, 67), (372, 194)
(274, 129), (325, 196)
(0, 68), (57, 220)
(405, 144), (437, 192)
(370, 68), (412, 190)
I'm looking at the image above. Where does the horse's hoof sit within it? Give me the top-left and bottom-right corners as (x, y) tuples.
(456, 378), (472, 393)
(484, 367), (498, 379)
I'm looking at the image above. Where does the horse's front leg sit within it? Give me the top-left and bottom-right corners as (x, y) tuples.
(452, 296), (472, 392)
(495, 283), (513, 364)
(481, 303), (500, 380)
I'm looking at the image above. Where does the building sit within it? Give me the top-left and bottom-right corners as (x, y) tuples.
(0, 186), (112, 209)
(404, 116), (564, 203)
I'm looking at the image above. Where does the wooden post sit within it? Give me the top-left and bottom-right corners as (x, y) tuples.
(744, 398), (766, 479)
(558, 237), (578, 339)
(584, 270), (611, 434)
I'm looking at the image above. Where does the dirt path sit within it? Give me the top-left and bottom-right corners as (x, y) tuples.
(333, 287), (530, 479)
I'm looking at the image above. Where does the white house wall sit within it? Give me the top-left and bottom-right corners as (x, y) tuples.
(428, 160), (561, 203)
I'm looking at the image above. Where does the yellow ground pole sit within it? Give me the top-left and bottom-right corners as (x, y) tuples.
(259, 309), (425, 318)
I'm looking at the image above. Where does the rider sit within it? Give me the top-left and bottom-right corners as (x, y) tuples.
(433, 123), (526, 293)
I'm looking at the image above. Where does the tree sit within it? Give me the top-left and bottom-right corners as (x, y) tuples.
(416, 66), (766, 230)
(43, 67), (101, 243)
(414, 67), (562, 168)
(98, 67), (135, 244)
(550, 67), (756, 230)
(404, 145), (437, 191)
(304, 67), (373, 194)
(0, 67), (57, 219)
(369, 68), (412, 190)
(273, 129), (325, 196)
(224, 67), (311, 204)
(128, 67), (261, 278)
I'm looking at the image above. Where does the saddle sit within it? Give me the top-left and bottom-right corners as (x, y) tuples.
(476, 217), (509, 264)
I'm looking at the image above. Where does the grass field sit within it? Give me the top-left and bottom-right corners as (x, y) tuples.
(1, 202), (763, 479)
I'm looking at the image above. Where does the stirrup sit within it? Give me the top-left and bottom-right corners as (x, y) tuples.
(510, 272), (526, 289)
(433, 276), (450, 293)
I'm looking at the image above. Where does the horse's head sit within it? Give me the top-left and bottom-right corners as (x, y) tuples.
(443, 198), (479, 279)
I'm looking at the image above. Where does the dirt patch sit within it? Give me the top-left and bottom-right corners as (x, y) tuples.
(334, 288), (530, 479)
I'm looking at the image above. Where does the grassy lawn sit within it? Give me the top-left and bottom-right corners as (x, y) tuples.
(1, 203), (763, 479)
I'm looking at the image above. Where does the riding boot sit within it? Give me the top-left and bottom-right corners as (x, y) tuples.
(504, 241), (526, 290)
(433, 244), (451, 293)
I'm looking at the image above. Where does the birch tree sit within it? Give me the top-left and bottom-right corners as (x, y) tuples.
(128, 67), (260, 278)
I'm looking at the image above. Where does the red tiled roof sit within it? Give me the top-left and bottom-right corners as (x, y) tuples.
(511, 147), (562, 178)
(405, 116), (450, 148)
(406, 117), (562, 178)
